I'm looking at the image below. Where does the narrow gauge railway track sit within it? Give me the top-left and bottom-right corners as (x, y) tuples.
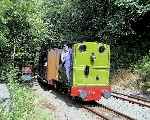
(112, 92), (150, 108)
(130, 94), (150, 102)
(81, 103), (135, 120)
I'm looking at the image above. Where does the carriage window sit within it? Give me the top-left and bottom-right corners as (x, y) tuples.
(79, 45), (86, 52)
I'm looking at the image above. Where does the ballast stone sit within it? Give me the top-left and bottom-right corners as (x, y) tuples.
(0, 84), (11, 111)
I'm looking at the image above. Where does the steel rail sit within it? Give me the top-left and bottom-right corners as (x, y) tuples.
(112, 92), (150, 108)
(99, 104), (135, 120)
(130, 94), (150, 102)
(82, 103), (135, 120)
(114, 92), (150, 103)
(82, 105), (109, 120)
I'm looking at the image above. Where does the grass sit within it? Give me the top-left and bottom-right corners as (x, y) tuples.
(0, 68), (56, 120)
(0, 81), (35, 120)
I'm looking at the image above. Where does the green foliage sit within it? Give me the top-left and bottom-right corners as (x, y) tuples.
(9, 83), (35, 120)
(135, 53), (150, 81)
(134, 52), (150, 93)
(114, 0), (150, 13)
(45, 0), (111, 41)
(0, 64), (12, 83)
(0, 0), (149, 63)
(0, 83), (35, 120)
(0, 67), (55, 120)
(44, 0), (150, 71)
(0, 0), (48, 66)
(44, 0), (150, 44)
(0, 67), (34, 120)
(0, 0), (149, 72)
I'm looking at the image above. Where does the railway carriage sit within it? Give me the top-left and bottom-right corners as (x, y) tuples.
(38, 40), (111, 101)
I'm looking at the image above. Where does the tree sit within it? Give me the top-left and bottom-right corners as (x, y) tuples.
(0, 0), (48, 67)
(45, 0), (150, 41)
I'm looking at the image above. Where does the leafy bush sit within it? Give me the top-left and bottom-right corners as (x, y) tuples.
(0, 0), (48, 66)
(135, 53), (150, 81)
(0, 67), (55, 120)
(0, 83), (35, 120)
(0, 68), (35, 120)
(135, 53), (150, 93)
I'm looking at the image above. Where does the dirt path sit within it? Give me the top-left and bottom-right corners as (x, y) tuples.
(31, 80), (103, 120)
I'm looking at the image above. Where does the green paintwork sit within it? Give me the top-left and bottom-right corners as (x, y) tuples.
(73, 42), (110, 86)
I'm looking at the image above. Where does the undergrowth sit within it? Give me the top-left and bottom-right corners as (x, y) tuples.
(134, 53), (150, 93)
(0, 67), (55, 120)
(134, 53), (150, 82)
(0, 67), (35, 120)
